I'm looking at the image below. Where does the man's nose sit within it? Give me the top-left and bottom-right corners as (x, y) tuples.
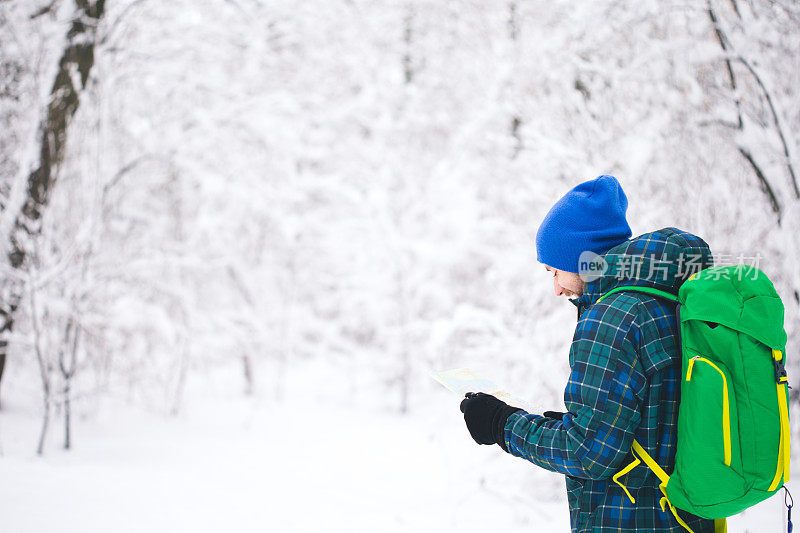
(554, 277), (564, 296)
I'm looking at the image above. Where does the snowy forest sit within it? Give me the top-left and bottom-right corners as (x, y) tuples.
(1, 0), (799, 531)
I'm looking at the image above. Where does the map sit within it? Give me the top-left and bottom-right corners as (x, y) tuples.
(430, 367), (534, 411)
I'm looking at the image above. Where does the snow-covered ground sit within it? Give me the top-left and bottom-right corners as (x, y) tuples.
(0, 361), (792, 533)
(0, 360), (568, 533)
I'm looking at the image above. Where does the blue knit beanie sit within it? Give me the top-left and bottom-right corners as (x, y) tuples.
(535, 175), (632, 273)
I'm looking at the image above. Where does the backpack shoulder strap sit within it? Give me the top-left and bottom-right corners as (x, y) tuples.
(597, 285), (679, 304)
(596, 285), (684, 373)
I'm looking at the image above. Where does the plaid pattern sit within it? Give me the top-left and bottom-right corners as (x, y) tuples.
(506, 228), (715, 532)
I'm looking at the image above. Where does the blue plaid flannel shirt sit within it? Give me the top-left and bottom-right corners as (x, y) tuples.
(505, 228), (716, 532)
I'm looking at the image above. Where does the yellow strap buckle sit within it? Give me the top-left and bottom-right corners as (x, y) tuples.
(612, 454), (641, 504)
(659, 484), (696, 533)
(614, 441), (699, 533)
(773, 348), (789, 384)
(769, 350), (791, 491)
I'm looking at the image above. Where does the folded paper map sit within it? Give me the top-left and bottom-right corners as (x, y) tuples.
(431, 367), (534, 411)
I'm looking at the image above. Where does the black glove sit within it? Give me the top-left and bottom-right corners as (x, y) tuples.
(543, 410), (570, 420)
(459, 392), (522, 452)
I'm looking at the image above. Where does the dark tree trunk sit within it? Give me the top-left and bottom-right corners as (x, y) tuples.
(0, 0), (105, 408)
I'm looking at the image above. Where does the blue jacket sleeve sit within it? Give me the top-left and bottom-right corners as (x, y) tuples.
(504, 301), (648, 479)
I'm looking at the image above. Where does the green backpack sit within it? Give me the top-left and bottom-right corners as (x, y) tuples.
(599, 265), (790, 533)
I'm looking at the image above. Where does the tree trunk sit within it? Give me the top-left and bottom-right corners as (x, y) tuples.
(63, 379), (71, 450)
(0, 0), (106, 406)
(36, 400), (50, 456)
(59, 316), (79, 450)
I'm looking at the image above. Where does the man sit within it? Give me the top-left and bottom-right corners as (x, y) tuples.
(459, 175), (715, 532)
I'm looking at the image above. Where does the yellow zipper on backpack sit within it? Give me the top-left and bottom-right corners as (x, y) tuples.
(686, 356), (732, 467)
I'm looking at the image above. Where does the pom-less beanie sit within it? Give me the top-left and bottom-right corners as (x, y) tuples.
(535, 175), (632, 274)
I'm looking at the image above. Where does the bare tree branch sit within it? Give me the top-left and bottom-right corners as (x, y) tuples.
(28, 267), (51, 455)
(739, 147), (782, 222)
(737, 55), (800, 199)
(698, 118), (741, 129)
(729, 0), (741, 18)
(402, 5), (413, 85)
(29, 1), (60, 20)
(508, 2), (518, 41)
(705, 0), (798, 226)
(98, 0), (146, 46)
(706, 1), (742, 129)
